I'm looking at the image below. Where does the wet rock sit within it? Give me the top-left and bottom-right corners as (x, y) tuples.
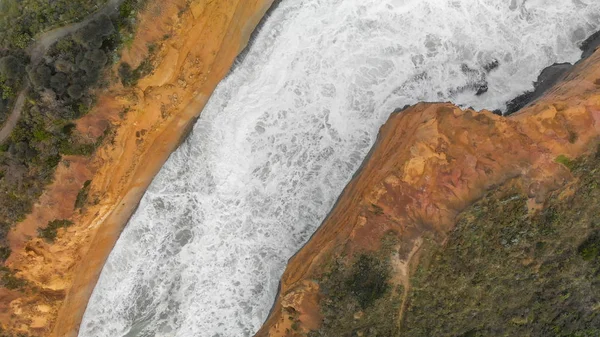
(580, 30), (600, 60)
(505, 62), (572, 115)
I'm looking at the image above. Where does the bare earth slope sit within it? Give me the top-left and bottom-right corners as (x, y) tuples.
(256, 49), (600, 336)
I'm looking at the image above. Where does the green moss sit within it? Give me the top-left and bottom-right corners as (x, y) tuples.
(59, 140), (97, 156)
(401, 147), (600, 336)
(555, 154), (575, 170)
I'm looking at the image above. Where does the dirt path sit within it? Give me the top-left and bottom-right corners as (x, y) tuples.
(0, 0), (124, 143)
(396, 237), (423, 330)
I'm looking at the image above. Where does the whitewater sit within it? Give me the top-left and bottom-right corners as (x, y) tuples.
(79, 0), (600, 336)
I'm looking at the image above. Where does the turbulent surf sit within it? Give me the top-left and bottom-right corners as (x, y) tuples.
(79, 1), (600, 336)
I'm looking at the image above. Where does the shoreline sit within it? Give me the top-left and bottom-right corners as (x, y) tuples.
(504, 30), (600, 115)
(256, 47), (600, 336)
(2, 0), (276, 335)
(3, 3), (599, 336)
(53, 1), (277, 336)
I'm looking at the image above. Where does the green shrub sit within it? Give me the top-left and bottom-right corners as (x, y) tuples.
(119, 58), (153, 87)
(346, 254), (391, 309)
(308, 234), (401, 337)
(578, 231), (600, 261)
(0, 246), (10, 262)
(74, 180), (91, 209)
(37, 219), (73, 242)
(0, 266), (26, 290)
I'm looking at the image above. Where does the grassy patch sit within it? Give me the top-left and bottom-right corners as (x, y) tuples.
(555, 154), (575, 170)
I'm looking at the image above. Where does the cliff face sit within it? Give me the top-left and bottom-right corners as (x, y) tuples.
(1, 0), (274, 335)
(256, 49), (600, 336)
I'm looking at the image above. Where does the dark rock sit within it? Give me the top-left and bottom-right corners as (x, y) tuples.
(393, 104), (411, 113)
(483, 59), (500, 73)
(475, 83), (488, 96)
(505, 63), (572, 115)
(580, 30), (600, 60)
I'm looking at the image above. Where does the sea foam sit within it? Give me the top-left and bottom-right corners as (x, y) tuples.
(80, 1), (600, 336)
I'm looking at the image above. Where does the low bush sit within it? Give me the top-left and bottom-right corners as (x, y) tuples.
(37, 219), (73, 242)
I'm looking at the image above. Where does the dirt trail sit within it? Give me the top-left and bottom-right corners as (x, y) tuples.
(396, 237), (423, 330)
(0, 0), (124, 143)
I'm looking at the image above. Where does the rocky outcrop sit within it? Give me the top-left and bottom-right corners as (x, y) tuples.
(256, 48), (600, 336)
(1, 0), (274, 335)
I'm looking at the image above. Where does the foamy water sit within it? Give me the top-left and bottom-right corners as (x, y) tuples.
(79, 1), (600, 336)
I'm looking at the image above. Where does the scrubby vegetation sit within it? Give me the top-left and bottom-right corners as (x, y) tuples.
(0, 0), (108, 49)
(308, 233), (403, 337)
(0, 14), (115, 231)
(0, 266), (27, 290)
(0, 51), (29, 124)
(0, 222), (10, 262)
(0, 327), (30, 337)
(38, 219), (73, 242)
(0, 0), (150, 262)
(75, 180), (92, 209)
(401, 146), (600, 336)
(119, 58), (153, 87)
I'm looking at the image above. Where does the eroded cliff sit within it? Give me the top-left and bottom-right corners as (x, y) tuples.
(1, 0), (274, 335)
(256, 48), (600, 336)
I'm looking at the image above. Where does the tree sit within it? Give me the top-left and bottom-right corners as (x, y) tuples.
(72, 15), (114, 49)
(0, 97), (8, 123)
(28, 65), (51, 88)
(95, 14), (115, 37)
(67, 84), (83, 99)
(0, 55), (25, 80)
(54, 59), (74, 73)
(50, 72), (68, 94)
(85, 49), (107, 66)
